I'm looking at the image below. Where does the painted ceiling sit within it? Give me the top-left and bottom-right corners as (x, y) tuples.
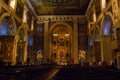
(29, 0), (90, 15)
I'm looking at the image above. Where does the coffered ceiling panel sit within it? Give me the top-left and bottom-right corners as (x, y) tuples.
(29, 0), (90, 15)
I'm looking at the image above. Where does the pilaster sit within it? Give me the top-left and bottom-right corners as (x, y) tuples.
(31, 17), (35, 31)
(101, 35), (112, 64)
(0, 3), (1, 14)
(72, 20), (78, 64)
(43, 21), (49, 63)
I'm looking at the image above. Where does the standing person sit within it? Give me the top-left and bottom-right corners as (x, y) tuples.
(114, 58), (118, 69)
(101, 61), (107, 68)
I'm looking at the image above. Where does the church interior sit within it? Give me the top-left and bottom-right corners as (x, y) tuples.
(0, 0), (120, 79)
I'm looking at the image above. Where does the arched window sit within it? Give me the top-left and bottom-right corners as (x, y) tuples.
(103, 15), (113, 36)
(89, 36), (93, 47)
(0, 17), (15, 35)
(28, 37), (33, 46)
(102, 15), (114, 40)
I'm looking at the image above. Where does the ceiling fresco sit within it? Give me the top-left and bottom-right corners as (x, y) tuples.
(29, 0), (90, 15)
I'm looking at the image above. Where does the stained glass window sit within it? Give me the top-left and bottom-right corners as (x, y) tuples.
(103, 15), (113, 36)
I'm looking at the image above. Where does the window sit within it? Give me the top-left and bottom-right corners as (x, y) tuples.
(101, 0), (106, 10)
(103, 22), (109, 35)
(53, 34), (58, 36)
(0, 17), (15, 35)
(9, 0), (16, 9)
(103, 15), (113, 36)
(29, 37), (33, 46)
(16, 1), (24, 18)
(94, 28), (100, 41)
(0, 24), (8, 35)
(4, 0), (9, 5)
(37, 25), (43, 32)
(89, 37), (93, 47)
(93, 12), (96, 22)
(23, 8), (27, 23)
(31, 20), (34, 31)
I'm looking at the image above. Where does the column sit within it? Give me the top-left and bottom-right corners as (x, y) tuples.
(92, 40), (95, 62)
(31, 17), (34, 31)
(117, 52), (120, 69)
(100, 35), (104, 62)
(43, 21), (49, 63)
(72, 20), (78, 64)
(0, 1), (1, 14)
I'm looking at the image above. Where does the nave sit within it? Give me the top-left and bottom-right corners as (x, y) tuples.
(0, 65), (120, 80)
(53, 65), (120, 80)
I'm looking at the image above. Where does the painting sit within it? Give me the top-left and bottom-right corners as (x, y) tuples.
(0, 36), (14, 62)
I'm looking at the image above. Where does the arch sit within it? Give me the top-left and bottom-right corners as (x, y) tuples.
(93, 25), (101, 35)
(16, 23), (28, 35)
(93, 26), (100, 41)
(0, 13), (16, 34)
(49, 22), (73, 65)
(100, 12), (114, 63)
(0, 17), (16, 35)
(15, 23), (28, 43)
(49, 21), (72, 34)
(101, 12), (114, 36)
(0, 13), (10, 22)
(0, 13), (17, 64)
(93, 26), (102, 62)
(15, 23), (28, 64)
(36, 50), (43, 61)
(36, 49), (43, 54)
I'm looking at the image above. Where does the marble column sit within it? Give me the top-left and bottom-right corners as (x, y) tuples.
(72, 20), (78, 64)
(43, 21), (49, 63)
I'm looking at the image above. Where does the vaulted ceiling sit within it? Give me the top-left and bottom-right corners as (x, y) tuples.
(29, 0), (91, 15)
